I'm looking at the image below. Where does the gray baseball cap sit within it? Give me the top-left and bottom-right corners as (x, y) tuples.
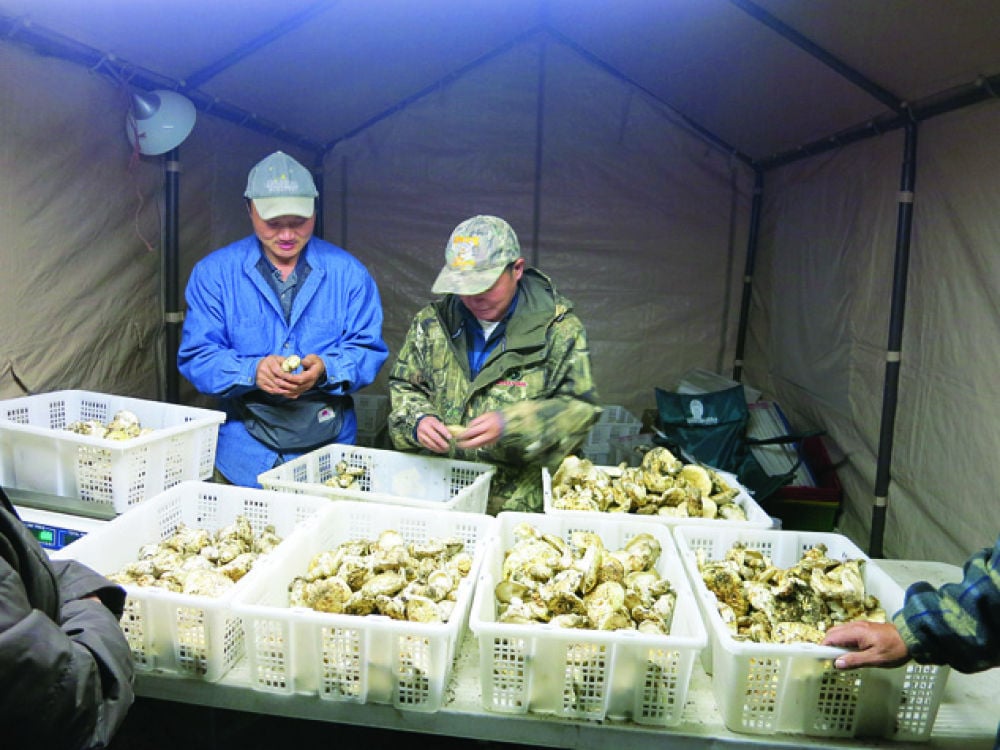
(244, 151), (318, 220)
(431, 215), (522, 295)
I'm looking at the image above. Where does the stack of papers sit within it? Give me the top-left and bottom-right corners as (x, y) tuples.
(747, 402), (815, 486)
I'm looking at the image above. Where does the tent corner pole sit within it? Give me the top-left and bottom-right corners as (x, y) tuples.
(732, 168), (763, 383)
(869, 120), (919, 558)
(164, 147), (181, 404)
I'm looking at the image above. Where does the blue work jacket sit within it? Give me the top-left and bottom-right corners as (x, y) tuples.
(178, 234), (388, 486)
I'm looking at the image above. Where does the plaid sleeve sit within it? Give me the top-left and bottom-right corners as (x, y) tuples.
(893, 535), (1000, 674)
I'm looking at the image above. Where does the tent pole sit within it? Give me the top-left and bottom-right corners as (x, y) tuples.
(870, 121), (919, 558)
(732, 168), (763, 383)
(164, 147), (181, 404)
(530, 35), (547, 267)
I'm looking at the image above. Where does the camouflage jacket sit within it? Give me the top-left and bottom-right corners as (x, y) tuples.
(388, 268), (601, 513)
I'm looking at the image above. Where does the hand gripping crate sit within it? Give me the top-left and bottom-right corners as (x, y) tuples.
(672, 526), (951, 741)
(257, 444), (494, 513)
(0, 390), (225, 513)
(542, 464), (774, 530)
(231, 501), (496, 711)
(468, 512), (707, 727)
(51, 481), (329, 682)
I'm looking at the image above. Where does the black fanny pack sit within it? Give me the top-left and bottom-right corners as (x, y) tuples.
(236, 390), (346, 452)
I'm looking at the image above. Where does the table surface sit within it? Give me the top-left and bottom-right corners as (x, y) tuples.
(135, 559), (998, 750)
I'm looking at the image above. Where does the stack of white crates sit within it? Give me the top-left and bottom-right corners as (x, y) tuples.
(582, 404), (642, 465)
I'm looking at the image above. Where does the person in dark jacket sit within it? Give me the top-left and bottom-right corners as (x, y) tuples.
(0, 487), (134, 749)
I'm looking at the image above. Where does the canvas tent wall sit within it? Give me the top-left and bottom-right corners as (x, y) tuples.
(1, 1), (1000, 569)
(744, 102), (1000, 567)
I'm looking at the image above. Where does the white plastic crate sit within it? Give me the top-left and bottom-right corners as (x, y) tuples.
(353, 393), (388, 434)
(257, 444), (494, 513)
(468, 512), (707, 726)
(0, 390), (225, 513)
(579, 444), (612, 465)
(231, 501), (495, 711)
(609, 432), (656, 467)
(51, 481), (329, 682)
(585, 404), (642, 447)
(543, 464), (773, 529)
(672, 526), (951, 741)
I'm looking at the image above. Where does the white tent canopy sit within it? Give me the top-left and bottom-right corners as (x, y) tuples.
(2, 0), (1000, 565)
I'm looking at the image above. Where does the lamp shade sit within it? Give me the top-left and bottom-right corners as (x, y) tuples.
(126, 90), (196, 155)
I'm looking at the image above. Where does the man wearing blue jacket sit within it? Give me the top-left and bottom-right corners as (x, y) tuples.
(178, 151), (388, 486)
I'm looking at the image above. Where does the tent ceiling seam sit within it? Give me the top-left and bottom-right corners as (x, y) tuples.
(182, 0), (338, 90)
(729, 0), (904, 114)
(0, 11), (326, 157)
(4, 7), (998, 174)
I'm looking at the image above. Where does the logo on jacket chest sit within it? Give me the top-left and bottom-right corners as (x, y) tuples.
(496, 369), (527, 388)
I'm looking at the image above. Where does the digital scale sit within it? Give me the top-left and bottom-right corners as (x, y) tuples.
(7, 486), (114, 552)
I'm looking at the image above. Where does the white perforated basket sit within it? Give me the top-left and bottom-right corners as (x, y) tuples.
(672, 526), (950, 741)
(258, 444), (494, 513)
(543, 464), (773, 529)
(585, 404), (642, 447)
(231, 501), (496, 711)
(0, 390), (224, 513)
(468, 512), (707, 726)
(52, 481), (328, 682)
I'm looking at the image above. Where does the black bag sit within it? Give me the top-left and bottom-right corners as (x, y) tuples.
(236, 390), (346, 452)
(653, 385), (819, 504)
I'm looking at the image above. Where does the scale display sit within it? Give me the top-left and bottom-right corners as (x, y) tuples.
(13, 505), (108, 551)
(23, 520), (89, 550)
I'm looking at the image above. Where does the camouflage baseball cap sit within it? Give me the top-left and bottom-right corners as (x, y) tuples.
(244, 151), (318, 220)
(431, 215), (521, 295)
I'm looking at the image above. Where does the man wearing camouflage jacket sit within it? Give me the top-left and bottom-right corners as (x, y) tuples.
(388, 215), (600, 514)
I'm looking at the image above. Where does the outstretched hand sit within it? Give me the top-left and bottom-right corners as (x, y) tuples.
(822, 620), (911, 669)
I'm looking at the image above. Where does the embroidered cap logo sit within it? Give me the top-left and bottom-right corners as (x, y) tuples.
(264, 174), (301, 194)
(449, 235), (480, 269)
